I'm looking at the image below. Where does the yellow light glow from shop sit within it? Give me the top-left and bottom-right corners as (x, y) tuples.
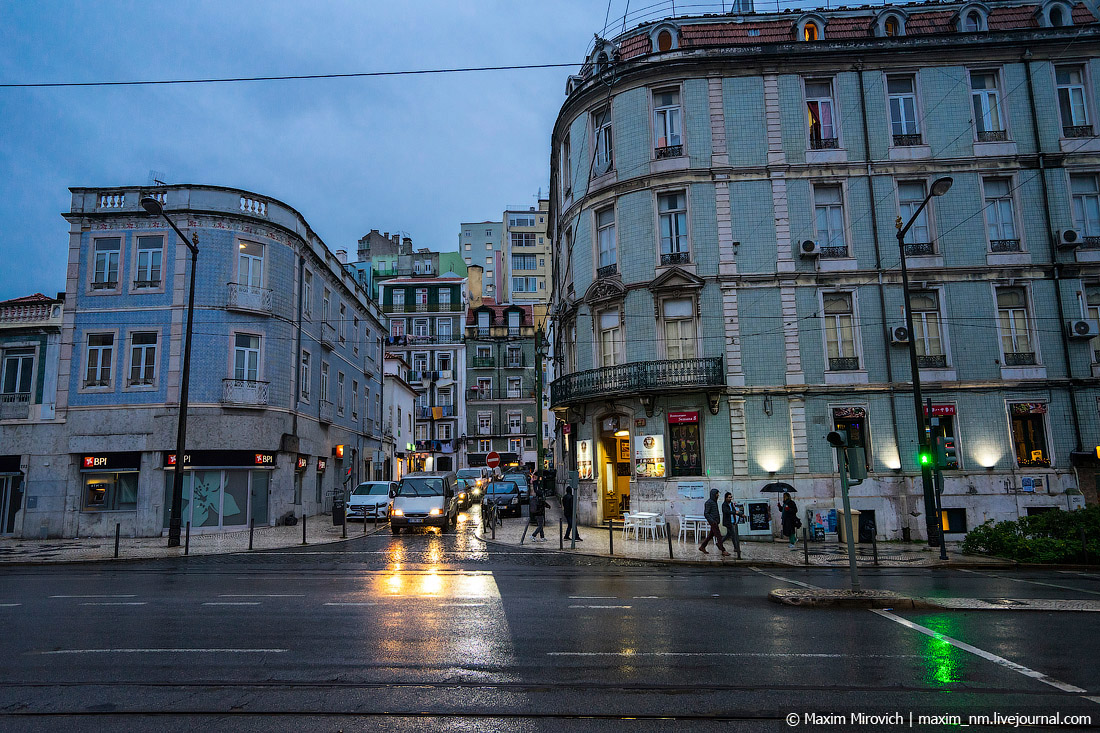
(758, 454), (783, 473)
(973, 446), (1002, 468)
(613, 429), (629, 437)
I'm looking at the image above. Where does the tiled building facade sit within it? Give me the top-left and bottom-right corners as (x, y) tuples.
(549, 0), (1100, 537)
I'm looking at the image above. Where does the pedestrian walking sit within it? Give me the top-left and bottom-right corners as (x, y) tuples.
(561, 486), (582, 541)
(721, 492), (736, 545)
(779, 491), (799, 549)
(699, 488), (729, 556)
(530, 487), (547, 541)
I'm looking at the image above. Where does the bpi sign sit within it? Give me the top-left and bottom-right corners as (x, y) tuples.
(83, 456), (109, 468)
(486, 451), (501, 469)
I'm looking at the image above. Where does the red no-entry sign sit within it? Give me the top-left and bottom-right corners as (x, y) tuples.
(486, 451), (501, 469)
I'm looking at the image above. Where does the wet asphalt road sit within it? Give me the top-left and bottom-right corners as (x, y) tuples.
(1, 509), (1098, 731)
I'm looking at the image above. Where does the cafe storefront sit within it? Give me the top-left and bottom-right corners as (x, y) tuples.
(162, 450), (275, 532)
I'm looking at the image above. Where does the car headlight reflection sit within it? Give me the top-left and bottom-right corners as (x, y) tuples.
(428, 507), (441, 516)
(392, 508), (404, 517)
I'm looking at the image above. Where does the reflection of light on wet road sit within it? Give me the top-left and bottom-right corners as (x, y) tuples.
(419, 572), (443, 595)
(385, 574), (404, 594)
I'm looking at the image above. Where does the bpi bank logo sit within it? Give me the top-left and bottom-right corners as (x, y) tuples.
(83, 456), (108, 468)
(254, 453), (274, 466)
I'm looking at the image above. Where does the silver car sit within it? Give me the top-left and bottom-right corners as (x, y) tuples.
(346, 481), (396, 522)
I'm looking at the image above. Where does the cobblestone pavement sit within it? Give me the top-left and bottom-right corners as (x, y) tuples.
(477, 501), (1015, 568)
(0, 515), (382, 564)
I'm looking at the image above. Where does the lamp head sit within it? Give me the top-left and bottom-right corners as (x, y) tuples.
(930, 177), (953, 197)
(139, 196), (164, 215)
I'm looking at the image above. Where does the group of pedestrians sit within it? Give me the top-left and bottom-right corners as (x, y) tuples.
(526, 483), (583, 542)
(698, 489), (798, 555)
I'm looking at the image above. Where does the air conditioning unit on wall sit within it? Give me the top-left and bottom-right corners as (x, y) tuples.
(799, 240), (821, 257)
(890, 326), (911, 345)
(1068, 320), (1100, 339)
(1059, 229), (1084, 248)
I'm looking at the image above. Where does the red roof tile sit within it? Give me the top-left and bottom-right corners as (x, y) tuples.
(619, 33), (652, 60)
(988, 4), (1040, 29)
(903, 9), (957, 34)
(1073, 2), (1097, 23)
(680, 20), (795, 46)
(0, 293), (56, 306)
(825, 15), (874, 38)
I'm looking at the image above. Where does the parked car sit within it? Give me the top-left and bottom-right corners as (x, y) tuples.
(456, 467), (491, 491)
(347, 481), (397, 522)
(503, 472), (530, 504)
(455, 479), (474, 510)
(483, 480), (522, 518)
(389, 471), (460, 534)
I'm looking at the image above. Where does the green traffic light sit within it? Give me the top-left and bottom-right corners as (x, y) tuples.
(918, 452), (933, 466)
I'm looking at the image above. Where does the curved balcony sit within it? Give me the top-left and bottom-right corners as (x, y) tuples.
(221, 379), (269, 408)
(550, 356), (723, 408)
(226, 283), (273, 314)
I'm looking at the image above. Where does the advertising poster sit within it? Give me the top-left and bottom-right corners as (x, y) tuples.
(747, 501), (771, 532)
(577, 440), (593, 480)
(634, 434), (666, 478)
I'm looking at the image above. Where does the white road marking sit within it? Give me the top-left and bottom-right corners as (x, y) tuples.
(0, 603), (21, 607)
(568, 605), (632, 609)
(202, 602), (260, 606)
(1084, 696), (1100, 706)
(748, 567), (821, 590)
(958, 568), (1100, 596)
(439, 602), (487, 607)
(38, 648), (287, 655)
(548, 651), (921, 658)
(50, 594), (136, 599)
(218, 594), (304, 598)
(324, 602), (379, 606)
(569, 596), (616, 599)
(632, 596), (660, 599)
(80, 602), (146, 606)
(871, 609), (1086, 694)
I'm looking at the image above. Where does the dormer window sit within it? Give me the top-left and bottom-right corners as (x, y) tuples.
(958, 5), (989, 33)
(797, 15), (826, 41)
(1040, 1), (1074, 27)
(885, 16), (900, 36)
(658, 30), (673, 51)
(1050, 5), (1066, 25)
(651, 24), (679, 52)
(597, 52), (609, 74)
(965, 11), (982, 30)
(804, 22), (819, 41)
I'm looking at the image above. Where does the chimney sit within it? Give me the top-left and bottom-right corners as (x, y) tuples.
(467, 265), (483, 309)
(335, 249), (347, 264)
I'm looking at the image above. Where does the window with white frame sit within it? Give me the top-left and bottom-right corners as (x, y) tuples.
(237, 240), (264, 288)
(390, 319), (406, 338)
(320, 361), (329, 402)
(438, 288), (451, 309)
(1057, 65), (1090, 135)
(353, 316), (359, 353)
(92, 238), (121, 289)
(910, 291), (946, 368)
(653, 88), (682, 156)
(507, 346), (522, 367)
(996, 287), (1036, 365)
(476, 377), (492, 398)
(561, 135), (572, 195)
(507, 377), (521, 398)
(887, 76), (920, 145)
(1009, 402), (1050, 467)
(512, 254), (537, 271)
(303, 270), (313, 318)
(413, 319), (429, 338)
(1071, 173), (1100, 236)
(485, 256), (493, 265)
(823, 293), (858, 371)
(983, 177), (1019, 250)
(135, 236), (163, 287)
(662, 298), (696, 360)
(436, 319), (452, 340)
(593, 107), (613, 175)
(509, 214), (536, 227)
(322, 288), (331, 323)
(478, 439), (491, 453)
(392, 288), (405, 309)
(596, 206), (616, 272)
(412, 352), (428, 373)
(508, 311), (521, 331)
(300, 351), (311, 401)
(352, 380), (358, 418)
(437, 387), (453, 407)
(437, 351), (452, 372)
(478, 412), (492, 434)
(805, 79), (837, 148)
(658, 191), (689, 264)
(512, 277), (538, 293)
(338, 303), (347, 343)
(508, 411), (522, 434)
(509, 438), (523, 453)
(85, 334), (113, 387)
(511, 232), (536, 247)
(963, 9), (984, 31)
(1085, 284), (1100, 362)
(599, 309), (623, 367)
(437, 422), (452, 441)
(415, 288), (428, 307)
(337, 372), (345, 415)
(415, 423), (428, 441)
(485, 228), (493, 236)
(1, 348), (33, 398)
(898, 181), (931, 252)
(970, 71), (1005, 139)
(128, 332), (157, 386)
(813, 184), (847, 256)
(234, 334), (260, 382)
(476, 345), (491, 359)
(477, 310), (490, 336)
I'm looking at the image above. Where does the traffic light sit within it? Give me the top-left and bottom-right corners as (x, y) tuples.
(333, 444), (346, 459)
(918, 449), (934, 468)
(942, 437), (957, 468)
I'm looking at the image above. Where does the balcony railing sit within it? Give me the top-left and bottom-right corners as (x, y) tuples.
(977, 129), (1008, 143)
(1004, 352), (1037, 366)
(902, 242), (935, 257)
(471, 357), (495, 368)
(405, 333), (463, 345)
(917, 354), (947, 369)
(468, 388), (534, 401)
(655, 144), (683, 159)
(550, 356), (723, 407)
(90, 280), (118, 291)
(133, 279), (161, 289)
(1064, 125), (1094, 138)
(382, 303), (462, 313)
(892, 133), (922, 146)
(990, 239), (1021, 252)
(660, 251), (690, 266)
(820, 246), (849, 258)
(0, 392), (30, 420)
(597, 264), (618, 279)
(505, 356), (527, 368)
(810, 136), (839, 150)
(417, 405), (455, 419)
(321, 322), (336, 349)
(221, 379), (269, 408)
(319, 399), (334, 423)
(1080, 236), (1100, 250)
(828, 357), (860, 372)
(226, 283), (273, 314)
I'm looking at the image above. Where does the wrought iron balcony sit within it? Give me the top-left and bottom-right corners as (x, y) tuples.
(655, 144), (683, 159)
(597, 264), (618, 279)
(902, 242), (935, 257)
(917, 354), (948, 369)
(318, 399), (334, 423)
(1081, 236), (1100, 250)
(977, 129), (1008, 143)
(0, 392), (30, 420)
(828, 357), (860, 372)
(132, 279), (161, 289)
(471, 356), (495, 368)
(550, 356), (723, 408)
(810, 136), (838, 150)
(820, 246), (849, 258)
(222, 379), (269, 408)
(990, 239), (1021, 252)
(1064, 125), (1094, 138)
(505, 356), (527, 368)
(660, 251), (691, 266)
(226, 283), (273, 314)
(1004, 351), (1037, 366)
(320, 322), (336, 349)
(382, 303), (462, 313)
(892, 133), (922, 146)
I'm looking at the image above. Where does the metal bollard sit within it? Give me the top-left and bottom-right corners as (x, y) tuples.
(1082, 526), (1089, 564)
(303, 513), (308, 545)
(491, 509), (496, 540)
(520, 521), (529, 545)
(559, 519), (564, 550)
(666, 522), (674, 559)
(802, 526), (809, 566)
(732, 521), (741, 560)
(249, 519), (254, 550)
(872, 525), (879, 566)
(608, 519), (614, 556)
(114, 523), (120, 559)
(185, 522), (190, 556)
(363, 512), (367, 534)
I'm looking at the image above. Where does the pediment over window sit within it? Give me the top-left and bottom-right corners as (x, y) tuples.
(647, 266), (704, 294)
(583, 276), (626, 306)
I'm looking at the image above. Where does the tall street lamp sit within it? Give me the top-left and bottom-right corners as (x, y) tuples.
(141, 196), (199, 548)
(895, 176), (952, 547)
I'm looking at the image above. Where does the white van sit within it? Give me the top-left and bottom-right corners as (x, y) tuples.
(389, 471), (460, 534)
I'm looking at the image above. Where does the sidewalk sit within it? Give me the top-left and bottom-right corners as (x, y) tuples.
(0, 515), (374, 565)
(477, 501), (1014, 568)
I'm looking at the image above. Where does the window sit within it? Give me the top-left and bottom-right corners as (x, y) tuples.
(437, 351), (452, 371)
(390, 319), (406, 338)
(83, 472), (137, 511)
(813, 184), (847, 256)
(561, 136), (572, 195)
(476, 377), (492, 398)
(485, 229), (493, 236)
(303, 270), (313, 318)
(353, 316), (360, 353)
(997, 287), (1035, 365)
(823, 293), (858, 371)
(833, 407), (871, 472)
(662, 298), (696, 360)
(887, 76), (920, 144)
(507, 377), (521, 398)
(437, 319), (452, 340)
(508, 411), (523, 434)
(438, 289), (450, 309)
(898, 181), (931, 252)
(512, 254), (537, 270)
(983, 178), (1019, 249)
(508, 311), (521, 330)
(478, 439), (491, 452)
(300, 351), (311, 401)
(2, 348), (33, 397)
(593, 107), (613, 175)
(415, 424), (428, 441)
(599, 309), (622, 367)
(478, 412), (492, 434)
(392, 289), (405, 309)
(85, 334), (113, 387)
(1086, 285), (1100, 362)
(1049, 4), (1068, 26)
(413, 319), (429, 338)
(437, 423), (452, 441)
(507, 346), (522, 367)
(803, 22), (819, 40)
(941, 508), (968, 534)
(465, 257), (472, 264)
(884, 15), (901, 36)
(509, 215), (537, 227)
(1071, 174), (1100, 236)
(511, 232), (536, 247)
(805, 80), (836, 148)
(320, 362), (329, 402)
(910, 291), (946, 368)
(596, 206), (617, 272)
(128, 332), (157, 386)
(135, 236), (162, 287)
(337, 372), (346, 415)
(92, 237), (120, 289)
(657, 29), (674, 51)
(509, 438), (523, 453)
(437, 387), (453, 406)
(412, 353), (428, 373)
(415, 288), (428, 307)
(1057, 66), (1090, 135)
(658, 191), (689, 264)
(338, 304), (347, 343)
(477, 311), (490, 336)
(476, 346), (491, 359)
(234, 334), (260, 381)
(963, 10), (984, 32)
(486, 256), (494, 265)
(322, 288), (331, 323)
(1009, 402), (1050, 466)
(237, 240), (264, 288)
(512, 276), (538, 293)
(464, 244), (471, 251)
(653, 88), (682, 156)
(970, 71), (1005, 140)
(464, 230), (471, 238)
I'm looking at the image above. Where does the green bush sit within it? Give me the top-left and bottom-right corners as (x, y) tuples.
(961, 506), (1100, 563)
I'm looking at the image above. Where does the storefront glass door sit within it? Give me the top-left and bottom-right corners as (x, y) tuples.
(164, 470), (269, 530)
(1, 475), (23, 535)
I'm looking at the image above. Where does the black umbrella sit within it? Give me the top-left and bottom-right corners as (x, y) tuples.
(760, 482), (796, 494)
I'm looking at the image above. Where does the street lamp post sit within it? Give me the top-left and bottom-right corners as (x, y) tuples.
(141, 196), (199, 548)
(895, 176), (952, 547)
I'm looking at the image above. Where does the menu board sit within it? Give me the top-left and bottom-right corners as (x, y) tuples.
(577, 440), (594, 480)
(669, 421), (701, 476)
(634, 434), (666, 478)
(747, 501), (772, 531)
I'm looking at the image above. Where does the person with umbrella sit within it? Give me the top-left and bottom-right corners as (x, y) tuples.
(778, 491), (798, 550)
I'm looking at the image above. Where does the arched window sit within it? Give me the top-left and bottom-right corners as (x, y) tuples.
(1050, 5), (1066, 26)
(597, 52), (609, 73)
(657, 29), (673, 51)
(964, 10), (983, 31)
(885, 16), (900, 36)
(803, 22), (819, 41)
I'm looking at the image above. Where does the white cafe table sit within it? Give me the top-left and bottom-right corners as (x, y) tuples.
(629, 512), (659, 540)
(680, 515), (707, 543)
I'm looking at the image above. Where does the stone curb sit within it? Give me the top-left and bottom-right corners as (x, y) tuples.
(768, 588), (943, 610)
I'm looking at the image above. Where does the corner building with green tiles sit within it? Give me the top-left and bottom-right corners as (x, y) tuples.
(548, 0), (1100, 540)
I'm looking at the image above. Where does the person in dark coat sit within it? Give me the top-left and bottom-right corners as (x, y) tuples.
(699, 488), (729, 556)
(779, 491), (798, 549)
(561, 486), (582, 541)
(721, 492), (736, 545)
(530, 487), (547, 541)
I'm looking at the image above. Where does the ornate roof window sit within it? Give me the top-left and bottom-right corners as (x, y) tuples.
(1038, 0), (1074, 27)
(875, 9), (907, 37)
(956, 3), (989, 32)
(650, 22), (680, 52)
(796, 14), (826, 41)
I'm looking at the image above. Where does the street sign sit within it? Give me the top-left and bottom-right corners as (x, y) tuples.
(486, 451), (501, 469)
